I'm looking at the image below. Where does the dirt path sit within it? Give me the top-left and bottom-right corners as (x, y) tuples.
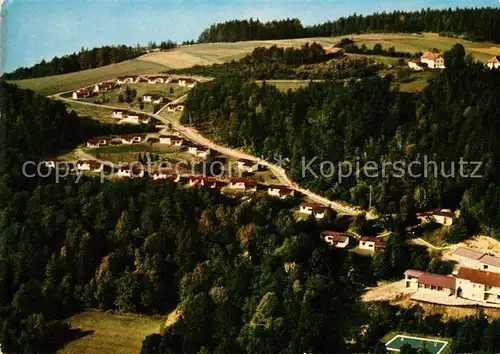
(53, 92), (366, 217)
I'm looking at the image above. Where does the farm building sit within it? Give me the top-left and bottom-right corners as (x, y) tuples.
(486, 56), (500, 69)
(408, 59), (425, 71)
(420, 52), (445, 69)
(86, 136), (108, 148)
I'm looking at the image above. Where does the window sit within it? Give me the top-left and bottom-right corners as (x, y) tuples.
(484, 265), (489, 270)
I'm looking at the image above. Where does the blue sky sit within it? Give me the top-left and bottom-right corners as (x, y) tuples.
(2, 0), (498, 73)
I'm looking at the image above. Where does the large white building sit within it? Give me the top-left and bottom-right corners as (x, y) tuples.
(451, 247), (500, 273)
(420, 52), (445, 69)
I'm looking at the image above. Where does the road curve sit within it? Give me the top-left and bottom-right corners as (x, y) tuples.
(53, 93), (366, 217)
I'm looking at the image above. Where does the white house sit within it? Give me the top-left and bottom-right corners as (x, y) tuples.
(116, 76), (138, 84)
(417, 210), (456, 226)
(420, 52), (445, 69)
(178, 78), (198, 88)
(166, 103), (184, 112)
(121, 134), (146, 144)
(42, 158), (66, 169)
(321, 231), (349, 248)
(187, 145), (210, 158)
(143, 94), (164, 104)
(456, 267), (500, 304)
(486, 56), (500, 70)
(267, 185), (294, 199)
(358, 237), (387, 252)
(76, 160), (102, 172)
(147, 76), (170, 84)
(72, 89), (91, 99)
(229, 178), (257, 192)
(408, 59), (424, 71)
(94, 82), (114, 93)
(451, 247), (500, 274)
(299, 202), (327, 219)
(403, 269), (456, 295)
(116, 164), (144, 178)
(236, 159), (259, 173)
(112, 109), (129, 119)
(86, 136), (108, 148)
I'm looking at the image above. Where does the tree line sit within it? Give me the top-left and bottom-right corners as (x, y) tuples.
(197, 7), (500, 43)
(2, 45), (146, 80)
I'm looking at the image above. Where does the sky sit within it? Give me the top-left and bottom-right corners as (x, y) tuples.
(1, 0), (499, 73)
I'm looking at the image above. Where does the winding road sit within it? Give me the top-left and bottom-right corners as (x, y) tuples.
(52, 91), (370, 217)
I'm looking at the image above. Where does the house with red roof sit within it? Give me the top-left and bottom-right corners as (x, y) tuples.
(404, 269), (456, 295)
(121, 133), (147, 144)
(229, 178), (257, 192)
(72, 88), (91, 99)
(486, 55), (500, 70)
(456, 267), (500, 304)
(420, 52), (445, 69)
(86, 136), (108, 148)
(417, 210), (456, 226)
(178, 78), (198, 88)
(236, 159), (259, 173)
(267, 185), (294, 199)
(166, 103), (185, 112)
(321, 231), (349, 248)
(408, 59), (424, 71)
(93, 82), (115, 93)
(299, 202), (327, 219)
(116, 75), (139, 84)
(358, 236), (387, 252)
(147, 75), (171, 84)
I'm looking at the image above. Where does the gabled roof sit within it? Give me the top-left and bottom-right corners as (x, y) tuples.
(229, 177), (257, 187)
(452, 246), (485, 260)
(237, 158), (256, 166)
(360, 236), (387, 248)
(418, 210), (455, 218)
(418, 272), (456, 290)
(457, 267), (500, 288)
(321, 231), (349, 243)
(421, 52), (443, 61)
(478, 254), (500, 268)
(487, 56), (500, 64)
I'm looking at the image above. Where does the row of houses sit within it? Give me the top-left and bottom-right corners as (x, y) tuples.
(72, 75), (198, 100)
(409, 52), (500, 71)
(320, 231), (388, 253)
(115, 75), (198, 87)
(451, 246), (500, 273)
(404, 267), (500, 305)
(86, 133), (148, 147)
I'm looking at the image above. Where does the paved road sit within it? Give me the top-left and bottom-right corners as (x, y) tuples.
(54, 93), (367, 217)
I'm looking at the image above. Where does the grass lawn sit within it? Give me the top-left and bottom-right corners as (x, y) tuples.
(254, 80), (318, 92)
(59, 310), (165, 354)
(252, 170), (280, 184)
(63, 101), (118, 124)
(382, 331), (452, 354)
(11, 59), (168, 96)
(86, 143), (196, 165)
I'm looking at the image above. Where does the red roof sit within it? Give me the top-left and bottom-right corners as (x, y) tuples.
(452, 247), (485, 260)
(409, 59), (423, 65)
(237, 158), (255, 167)
(418, 210), (455, 218)
(321, 231), (349, 243)
(457, 267), (500, 288)
(360, 236), (387, 249)
(404, 269), (425, 278)
(487, 56), (500, 64)
(418, 272), (456, 290)
(421, 52), (443, 61)
(229, 177), (257, 187)
(301, 202), (323, 208)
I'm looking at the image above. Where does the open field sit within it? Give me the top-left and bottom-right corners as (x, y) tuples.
(139, 33), (500, 69)
(86, 143), (194, 164)
(75, 82), (189, 113)
(63, 101), (118, 124)
(59, 310), (164, 354)
(11, 59), (168, 96)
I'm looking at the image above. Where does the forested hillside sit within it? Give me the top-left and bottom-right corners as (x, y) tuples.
(198, 7), (500, 43)
(2, 45), (145, 80)
(182, 44), (500, 237)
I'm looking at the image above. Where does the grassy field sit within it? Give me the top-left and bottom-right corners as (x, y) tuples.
(139, 33), (500, 69)
(254, 80), (317, 92)
(75, 82), (189, 113)
(11, 59), (168, 96)
(87, 143), (195, 164)
(63, 101), (118, 124)
(59, 310), (165, 354)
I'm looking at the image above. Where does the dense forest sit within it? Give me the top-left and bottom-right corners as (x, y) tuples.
(198, 7), (500, 43)
(2, 45), (146, 80)
(182, 44), (500, 237)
